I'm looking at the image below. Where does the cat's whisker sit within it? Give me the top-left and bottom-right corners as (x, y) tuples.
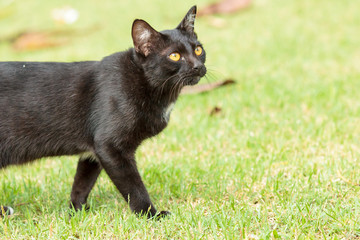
(200, 72), (217, 85)
(167, 80), (175, 103)
(169, 79), (181, 103)
(206, 69), (220, 77)
(172, 82), (178, 102)
(205, 73), (216, 83)
(156, 74), (178, 102)
(203, 75), (211, 84)
(206, 68), (224, 80)
(204, 65), (220, 72)
(170, 78), (182, 103)
(169, 76), (186, 103)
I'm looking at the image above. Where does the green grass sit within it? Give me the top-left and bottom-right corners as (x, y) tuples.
(1, 0), (360, 238)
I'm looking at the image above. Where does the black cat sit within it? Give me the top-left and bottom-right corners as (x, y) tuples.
(0, 6), (206, 218)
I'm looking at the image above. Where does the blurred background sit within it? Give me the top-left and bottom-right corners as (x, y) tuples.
(2, 0), (359, 84)
(1, 0), (215, 62)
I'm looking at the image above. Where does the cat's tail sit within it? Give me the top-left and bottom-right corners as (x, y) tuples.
(0, 206), (14, 217)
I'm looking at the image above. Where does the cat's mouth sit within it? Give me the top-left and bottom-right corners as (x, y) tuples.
(185, 76), (201, 86)
(184, 67), (206, 86)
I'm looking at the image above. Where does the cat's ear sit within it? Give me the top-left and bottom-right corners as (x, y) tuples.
(132, 19), (161, 57)
(177, 5), (197, 34)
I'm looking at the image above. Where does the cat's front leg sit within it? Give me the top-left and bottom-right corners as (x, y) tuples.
(94, 143), (169, 219)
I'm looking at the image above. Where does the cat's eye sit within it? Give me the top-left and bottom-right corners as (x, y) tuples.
(169, 52), (181, 62)
(194, 46), (203, 56)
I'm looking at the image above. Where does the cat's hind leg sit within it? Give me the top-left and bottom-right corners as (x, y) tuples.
(70, 154), (102, 211)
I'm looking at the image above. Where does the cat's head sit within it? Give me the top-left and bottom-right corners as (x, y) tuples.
(131, 6), (206, 95)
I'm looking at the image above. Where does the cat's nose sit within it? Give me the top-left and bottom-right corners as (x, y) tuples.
(192, 62), (202, 71)
(193, 62), (206, 77)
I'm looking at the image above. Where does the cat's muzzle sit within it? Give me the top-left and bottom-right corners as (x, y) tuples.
(187, 66), (206, 85)
(187, 76), (201, 85)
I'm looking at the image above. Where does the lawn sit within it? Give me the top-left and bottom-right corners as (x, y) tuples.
(1, 0), (360, 239)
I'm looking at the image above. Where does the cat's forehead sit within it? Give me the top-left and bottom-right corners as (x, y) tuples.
(161, 29), (198, 45)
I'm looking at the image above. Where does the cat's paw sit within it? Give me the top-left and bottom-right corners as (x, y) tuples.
(141, 209), (171, 220)
(69, 202), (90, 211)
(69, 203), (90, 217)
(153, 210), (171, 220)
(0, 206), (14, 217)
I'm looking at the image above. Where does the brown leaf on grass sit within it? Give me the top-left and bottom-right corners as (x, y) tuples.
(12, 32), (66, 51)
(198, 0), (252, 17)
(181, 79), (236, 95)
(207, 17), (228, 28)
(1, 25), (100, 51)
(210, 106), (222, 116)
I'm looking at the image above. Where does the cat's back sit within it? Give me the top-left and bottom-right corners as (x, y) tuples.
(0, 60), (99, 121)
(0, 61), (96, 90)
(0, 61), (99, 115)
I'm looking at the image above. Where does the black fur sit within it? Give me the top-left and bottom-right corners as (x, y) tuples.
(0, 206), (12, 217)
(0, 6), (206, 218)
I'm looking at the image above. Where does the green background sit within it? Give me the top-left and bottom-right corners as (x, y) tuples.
(1, 0), (360, 239)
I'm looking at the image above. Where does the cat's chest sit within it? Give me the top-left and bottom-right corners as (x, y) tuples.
(135, 102), (175, 138)
(162, 103), (175, 123)
(141, 102), (175, 123)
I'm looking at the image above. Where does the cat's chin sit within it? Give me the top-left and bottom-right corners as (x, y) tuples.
(186, 76), (201, 86)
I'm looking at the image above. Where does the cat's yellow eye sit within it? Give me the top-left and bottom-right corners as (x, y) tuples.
(195, 46), (203, 56)
(169, 52), (181, 62)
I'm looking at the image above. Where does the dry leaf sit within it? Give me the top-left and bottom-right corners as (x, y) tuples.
(210, 106), (222, 116)
(198, 0), (252, 17)
(181, 79), (236, 95)
(12, 32), (65, 51)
